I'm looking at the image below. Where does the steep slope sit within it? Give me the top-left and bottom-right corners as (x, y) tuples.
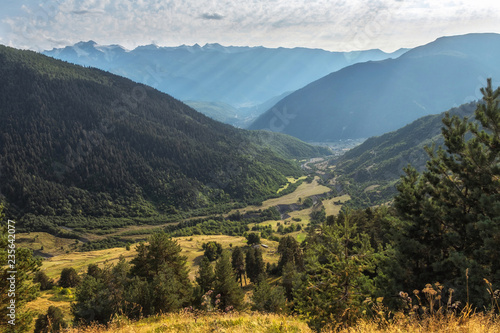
(0, 45), (327, 220)
(333, 102), (477, 206)
(249, 33), (500, 141)
(43, 42), (407, 109)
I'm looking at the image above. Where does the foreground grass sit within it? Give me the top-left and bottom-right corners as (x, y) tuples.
(61, 311), (500, 333)
(337, 312), (500, 333)
(66, 312), (312, 333)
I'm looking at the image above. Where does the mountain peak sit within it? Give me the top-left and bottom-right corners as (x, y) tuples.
(74, 40), (98, 48)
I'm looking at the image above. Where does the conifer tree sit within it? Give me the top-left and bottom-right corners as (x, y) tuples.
(293, 211), (377, 330)
(0, 204), (42, 333)
(251, 279), (287, 313)
(395, 79), (500, 307)
(129, 232), (192, 315)
(277, 236), (304, 273)
(246, 247), (266, 283)
(231, 246), (246, 286)
(214, 250), (244, 310)
(196, 256), (215, 293)
(34, 306), (67, 333)
(58, 267), (81, 288)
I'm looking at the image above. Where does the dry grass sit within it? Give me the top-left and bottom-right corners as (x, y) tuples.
(36, 235), (279, 282)
(229, 176), (331, 214)
(323, 195), (351, 217)
(53, 310), (500, 333)
(65, 312), (312, 333)
(335, 312), (500, 333)
(277, 176), (308, 193)
(40, 245), (139, 279)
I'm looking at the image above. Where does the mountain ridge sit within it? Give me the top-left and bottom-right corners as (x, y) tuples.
(43, 41), (408, 110)
(249, 33), (500, 141)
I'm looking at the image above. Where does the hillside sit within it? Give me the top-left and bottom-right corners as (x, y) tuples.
(249, 33), (500, 141)
(43, 41), (407, 110)
(333, 102), (477, 206)
(0, 45), (328, 224)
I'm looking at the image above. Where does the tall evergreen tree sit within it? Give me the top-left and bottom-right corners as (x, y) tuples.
(72, 258), (130, 324)
(231, 246), (246, 286)
(293, 211), (378, 330)
(196, 256), (215, 293)
(277, 236), (304, 273)
(395, 79), (500, 307)
(129, 232), (192, 315)
(0, 204), (42, 333)
(214, 250), (244, 310)
(245, 247), (265, 283)
(251, 279), (287, 313)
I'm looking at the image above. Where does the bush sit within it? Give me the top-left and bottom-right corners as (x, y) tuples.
(34, 306), (67, 333)
(58, 267), (81, 288)
(34, 271), (54, 291)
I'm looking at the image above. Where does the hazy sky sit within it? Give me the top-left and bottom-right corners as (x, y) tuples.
(1, 0), (500, 52)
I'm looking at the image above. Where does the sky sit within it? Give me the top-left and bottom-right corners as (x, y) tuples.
(1, 0), (500, 52)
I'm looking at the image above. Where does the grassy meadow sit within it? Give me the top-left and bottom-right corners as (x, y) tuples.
(56, 311), (500, 333)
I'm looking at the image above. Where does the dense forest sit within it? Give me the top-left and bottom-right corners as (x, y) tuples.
(0, 45), (328, 229)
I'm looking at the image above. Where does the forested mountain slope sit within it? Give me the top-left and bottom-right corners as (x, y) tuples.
(334, 102), (476, 206)
(0, 45), (327, 219)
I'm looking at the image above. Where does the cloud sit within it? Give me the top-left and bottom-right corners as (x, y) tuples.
(70, 10), (105, 15)
(200, 13), (224, 20)
(2, 0), (500, 52)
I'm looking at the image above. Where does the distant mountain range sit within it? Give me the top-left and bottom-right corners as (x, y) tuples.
(249, 33), (500, 141)
(0, 45), (328, 220)
(43, 41), (407, 124)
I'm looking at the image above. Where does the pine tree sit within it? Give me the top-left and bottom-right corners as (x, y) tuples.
(58, 267), (81, 288)
(72, 259), (130, 325)
(231, 246), (246, 286)
(293, 211), (377, 330)
(281, 261), (297, 301)
(129, 232), (192, 315)
(277, 236), (303, 273)
(246, 247), (266, 283)
(251, 279), (287, 313)
(214, 250), (244, 310)
(0, 204), (42, 332)
(395, 79), (500, 307)
(196, 256), (215, 293)
(34, 271), (54, 291)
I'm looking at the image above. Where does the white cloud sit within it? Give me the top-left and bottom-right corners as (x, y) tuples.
(1, 0), (500, 51)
